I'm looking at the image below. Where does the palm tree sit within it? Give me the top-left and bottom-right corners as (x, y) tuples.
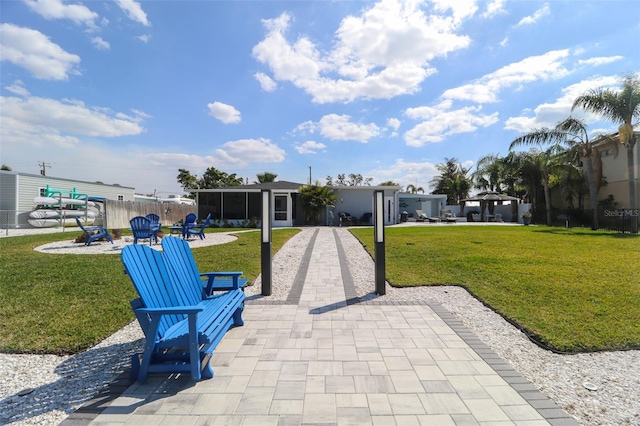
(405, 184), (424, 194)
(298, 183), (337, 225)
(510, 129), (566, 226)
(572, 74), (640, 232)
(472, 153), (505, 192)
(430, 158), (472, 205)
(555, 117), (615, 230)
(255, 171), (278, 183)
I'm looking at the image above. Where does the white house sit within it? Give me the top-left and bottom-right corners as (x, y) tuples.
(0, 170), (135, 228)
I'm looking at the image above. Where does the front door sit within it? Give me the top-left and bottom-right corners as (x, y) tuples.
(273, 193), (290, 227)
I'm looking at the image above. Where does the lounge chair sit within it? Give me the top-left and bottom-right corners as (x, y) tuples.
(416, 210), (439, 223)
(184, 213), (211, 240)
(129, 216), (156, 245)
(338, 212), (354, 226)
(75, 217), (113, 246)
(441, 211), (457, 223)
(493, 213), (503, 222)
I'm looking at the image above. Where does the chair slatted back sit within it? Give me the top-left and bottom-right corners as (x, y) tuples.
(121, 244), (187, 340)
(185, 213), (197, 225)
(130, 216), (155, 245)
(146, 213), (160, 228)
(161, 236), (204, 305)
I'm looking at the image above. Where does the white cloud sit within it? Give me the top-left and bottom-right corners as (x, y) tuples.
(252, 0), (473, 104)
(5, 80), (30, 97)
(214, 138), (286, 166)
(207, 102), (241, 124)
(517, 3), (550, 27)
(404, 100), (499, 146)
(137, 34), (151, 43)
(0, 24), (81, 80)
(91, 36), (110, 50)
(22, 0), (99, 29)
(318, 114), (380, 143)
(368, 158), (439, 189)
(115, 0), (150, 26)
(254, 72), (277, 92)
(482, 0), (506, 18)
(442, 49), (571, 103)
(504, 75), (620, 132)
(431, 0), (478, 25)
(387, 117), (401, 130)
(578, 56), (623, 67)
(294, 140), (327, 154)
(293, 114), (380, 142)
(0, 95), (146, 149)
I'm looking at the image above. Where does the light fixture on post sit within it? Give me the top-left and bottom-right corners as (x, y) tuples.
(374, 190), (386, 295)
(261, 189), (272, 296)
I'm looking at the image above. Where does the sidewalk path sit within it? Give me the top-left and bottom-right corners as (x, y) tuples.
(65, 227), (577, 425)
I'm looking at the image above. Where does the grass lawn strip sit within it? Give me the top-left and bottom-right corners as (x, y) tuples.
(350, 226), (640, 353)
(0, 228), (299, 355)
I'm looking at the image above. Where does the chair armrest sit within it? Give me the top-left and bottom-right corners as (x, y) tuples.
(202, 272), (245, 292)
(201, 271), (243, 278)
(137, 306), (203, 315)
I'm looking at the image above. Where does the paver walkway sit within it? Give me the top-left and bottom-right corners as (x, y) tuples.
(68, 227), (578, 425)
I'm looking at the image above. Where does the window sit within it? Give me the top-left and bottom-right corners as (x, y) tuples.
(223, 192), (246, 220)
(39, 187), (46, 196)
(199, 192), (221, 219)
(117, 194), (124, 201)
(247, 192), (261, 219)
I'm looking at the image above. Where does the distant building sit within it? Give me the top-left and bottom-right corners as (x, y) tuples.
(192, 181), (402, 227)
(0, 170), (135, 228)
(595, 128), (640, 208)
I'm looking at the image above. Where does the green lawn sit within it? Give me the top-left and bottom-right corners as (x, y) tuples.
(0, 228), (299, 355)
(350, 225), (640, 353)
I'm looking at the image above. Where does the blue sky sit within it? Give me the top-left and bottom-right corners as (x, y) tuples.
(1, 0), (639, 197)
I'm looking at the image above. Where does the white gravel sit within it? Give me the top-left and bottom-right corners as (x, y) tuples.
(1, 227), (638, 425)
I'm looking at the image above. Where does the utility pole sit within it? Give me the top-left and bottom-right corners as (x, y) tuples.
(308, 166), (312, 185)
(38, 161), (50, 176)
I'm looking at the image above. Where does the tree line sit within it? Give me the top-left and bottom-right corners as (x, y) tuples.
(429, 73), (639, 232)
(176, 74), (638, 232)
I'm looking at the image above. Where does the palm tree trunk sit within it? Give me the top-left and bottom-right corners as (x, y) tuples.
(626, 142), (638, 233)
(543, 180), (552, 226)
(584, 156), (598, 230)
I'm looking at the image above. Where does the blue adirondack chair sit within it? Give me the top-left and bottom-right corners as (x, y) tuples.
(161, 236), (247, 296)
(75, 217), (113, 246)
(182, 213), (197, 239)
(145, 213), (161, 230)
(185, 213), (211, 240)
(121, 244), (245, 381)
(129, 216), (156, 245)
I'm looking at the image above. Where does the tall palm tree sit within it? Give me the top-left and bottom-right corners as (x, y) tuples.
(510, 129), (566, 226)
(405, 184), (424, 194)
(255, 171), (278, 183)
(472, 153), (505, 192)
(572, 74), (640, 232)
(430, 158), (472, 205)
(555, 117), (617, 230)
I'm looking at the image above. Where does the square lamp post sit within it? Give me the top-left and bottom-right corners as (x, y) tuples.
(261, 189), (272, 296)
(374, 190), (386, 295)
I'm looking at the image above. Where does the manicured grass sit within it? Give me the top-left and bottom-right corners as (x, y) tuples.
(350, 226), (640, 353)
(0, 228), (299, 355)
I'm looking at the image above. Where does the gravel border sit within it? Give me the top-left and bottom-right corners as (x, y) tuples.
(1, 227), (638, 425)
